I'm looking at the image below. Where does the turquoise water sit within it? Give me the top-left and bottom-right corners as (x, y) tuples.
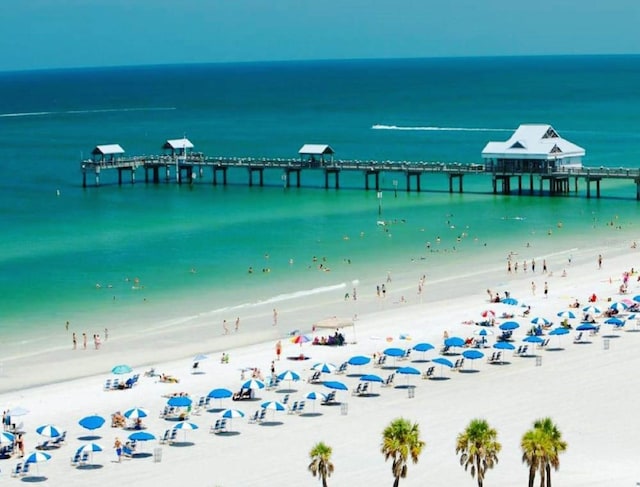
(0, 55), (639, 349)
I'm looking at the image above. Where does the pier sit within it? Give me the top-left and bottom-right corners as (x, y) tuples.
(81, 140), (640, 200)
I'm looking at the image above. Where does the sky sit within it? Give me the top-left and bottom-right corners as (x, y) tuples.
(2, 0), (639, 72)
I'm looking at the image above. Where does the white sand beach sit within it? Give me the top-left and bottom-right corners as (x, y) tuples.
(1, 239), (639, 486)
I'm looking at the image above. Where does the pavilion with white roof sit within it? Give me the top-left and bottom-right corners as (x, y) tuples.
(163, 137), (194, 156)
(298, 144), (334, 166)
(481, 124), (584, 173)
(91, 144), (125, 163)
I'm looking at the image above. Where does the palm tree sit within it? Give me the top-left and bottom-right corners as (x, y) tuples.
(381, 417), (425, 487)
(456, 418), (502, 487)
(534, 418), (567, 487)
(308, 441), (334, 487)
(521, 418), (567, 487)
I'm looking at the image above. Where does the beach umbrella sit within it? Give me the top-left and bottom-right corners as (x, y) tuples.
(304, 391), (319, 413)
(360, 374), (384, 383)
(36, 424), (61, 438)
(609, 301), (628, 312)
(323, 380), (348, 391)
(277, 370), (301, 382)
(462, 349), (484, 371)
(291, 334), (311, 346)
(78, 415), (105, 431)
(7, 406), (29, 417)
(499, 321), (520, 331)
(576, 322), (597, 331)
(167, 396), (192, 408)
(444, 337), (465, 348)
(241, 379), (265, 390)
(474, 328), (494, 336)
(412, 342), (435, 352)
(633, 295), (640, 303)
(557, 310), (576, 319)
(493, 341), (516, 350)
(347, 355), (371, 366)
(128, 431), (155, 442)
(111, 364), (133, 375)
(396, 366), (420, 386)
(549, 327), (570, 348)
(383, 347), (405, 357)
(312, 362), (336, 373)
(501, 297), (519, 306)
(193, 353), (209, 362)
(172, 421), (199, 441)
(431, 357), (454, 378)
(207, 388), (233, 399)
(76, 442), (103, 465)
(481, 309), (495, 318)
(0, 431), (15, 444)
(523, 335), (544, 344)
(123, 407), (149, 420)
(260, 401), (286, 420)
(220, 409), (244, 431)
(582, 305), (601, 315)
(24, 450), (51, 475)
(604, 317), (624, 328)
(530, 317), (551, 326)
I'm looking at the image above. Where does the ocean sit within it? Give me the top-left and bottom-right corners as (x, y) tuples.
(1, 55), (639, 356)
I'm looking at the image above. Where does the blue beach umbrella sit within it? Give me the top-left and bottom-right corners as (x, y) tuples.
(220, 409), (244, 431)
(493, 341), (515, 350)
(207, 388), (233, 399)
(128, 431), (155, 442)
(474, 328), (494, 336)
(241, 379), (265, 390)
(582, 305), (601, 315)
(383, 347), (405, 357)
(123, 407), (148, 420)
(79, 415), (105, 431)
(167, 396), (192, 408)
(633, 295), (640, 303)
(312, 362), (336, 373)
(360, 374), (384, 383)
(305, 392), (318, 401)
(444, 337), (465, 348)
(36, 424), (61, 438)
(396, 366), (420, 375)
(412, 342), (434, 352)
(523, 335), (544, 344)
(24, 450), (52, 474)
(323, 380), (348, 391)
(557, 310), (576, 319)
(347, 355), (371, 366)
(432, 357), (454, 368)
(261, 401), (286, 411)
(172, 421), (199, 441)
(576, 322), (597, 331)
(277, 370), (301, 381)
(501, 297), (519, 306)
(604, 317), (624, 328)
(462, 349), (484, 371)
(530, 317), (551, 326)
(0, 431), (15, 444)
(111, 364), (133, 375)
(499, 321), (520, 331)
(76, 442), (104, 465)
(609, 301), (628, 312)
(549, 327), (570, 336)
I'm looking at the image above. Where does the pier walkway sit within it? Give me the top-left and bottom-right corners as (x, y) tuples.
(80, 154), (640, 200)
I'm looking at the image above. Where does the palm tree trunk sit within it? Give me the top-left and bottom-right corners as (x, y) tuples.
(476, 457), (483, 487)
(322, 477), (328, 487)
(528, 466), (535, 487)
(393, 476), (400, 487)
(546, 463), (551, 487)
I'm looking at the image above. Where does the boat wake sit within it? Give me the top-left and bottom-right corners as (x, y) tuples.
(372, 124), (512, 132)
(0, 107), (176, 118)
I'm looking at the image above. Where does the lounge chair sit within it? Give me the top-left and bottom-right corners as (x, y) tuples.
(104, 379), (112, 391)
(381, 373), (395, 387)
(352, 384), (363, 396)
(321, 391), (337, 405)
(159, 429), (172, 444)
(452, 359), (465, 371)
(281, 394), (290, 405)
(359, 383), (369, 395)
(256, 409), (266, 423)
(573, 332), (583, 343)
(308, 371), (322, 383)
(422, 366), (435, 379)
(248, 410), (260, 424)
(52, 430), (67, 446)
(288, 401), (299, 414)
(11, 463), (22, 477)
(335, 362), (348, 374)
(374, 355), (387, 367)
(296, 400), (306, 414)
(19, 461), (30, 476)
(399, 349), (411, 361)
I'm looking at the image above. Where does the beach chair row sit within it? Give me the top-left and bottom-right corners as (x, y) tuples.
(159, 406), (189, 420)
(287, 400), (306, 414)
(210, 419), (228, 434)
(38, 430), (67, 450)
(104, 374), (140, 391)
(11, 461), (31, 477)
(487, 352), (503, 364)
(321, 391), (337, 405)
(352, 383), (369, 396)
(70, 450), (90, 466)
(248, 409), (267, 424)
(160, 428), (179, 444)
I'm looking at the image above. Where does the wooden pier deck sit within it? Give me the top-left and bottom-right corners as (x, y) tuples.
(80, 154), (640, 200)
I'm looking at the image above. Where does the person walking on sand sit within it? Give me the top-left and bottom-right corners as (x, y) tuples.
(598, 254), (603, 269)
(82, 333), (87, 350)
(223, 319), (229, 335)
(72, 332), (77, 350)
(531, 281), (536, 295)
(275, 340), (282, 361)
(114, 437), (123, 463)
(235, 317), (240, 332)
(273, 308), (278, 326)
(544, 282), (549, 298)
